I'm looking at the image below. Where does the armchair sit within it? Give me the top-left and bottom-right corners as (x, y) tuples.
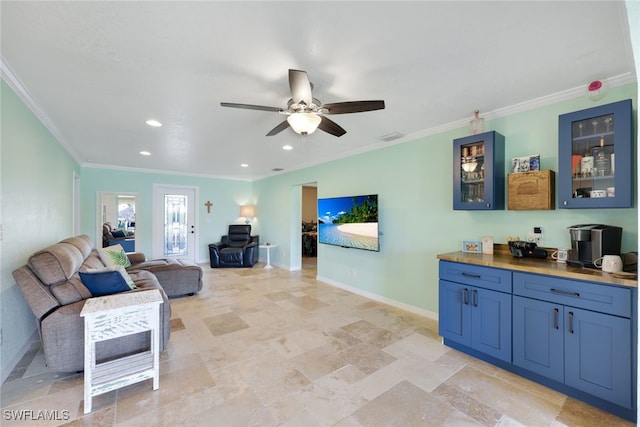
(208, 224), (259, 268)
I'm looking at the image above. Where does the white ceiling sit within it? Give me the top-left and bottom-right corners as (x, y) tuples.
(1, 1), (636, 181)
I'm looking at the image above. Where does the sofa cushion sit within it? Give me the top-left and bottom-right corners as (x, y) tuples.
(97, 244), (132, 268)
(79, 270), (134, 296)
(50, 275), (93, 305)
(60, 235), (93, 259)
(28, 243), (85, 286)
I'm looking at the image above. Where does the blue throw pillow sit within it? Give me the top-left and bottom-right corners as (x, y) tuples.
(79, 270), (133, 297)
(111, 230), (126, 238)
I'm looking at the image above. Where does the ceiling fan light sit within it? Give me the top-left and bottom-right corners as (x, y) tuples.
(287, 113), (321, 135)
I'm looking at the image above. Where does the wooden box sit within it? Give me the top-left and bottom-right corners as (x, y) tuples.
(508, 170), (555, 210)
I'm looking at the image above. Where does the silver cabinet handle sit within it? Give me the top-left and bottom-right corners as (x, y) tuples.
(550, 288), (580, 298)
(472, 289), (478, 307)
(553, 308), (559, 330)
(568, 311), (574, 334)
(462, 272), (481, 279)
(463, 288), (469, 305)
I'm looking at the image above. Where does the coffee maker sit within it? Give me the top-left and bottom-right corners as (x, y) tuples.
(568, 224), (622, 267)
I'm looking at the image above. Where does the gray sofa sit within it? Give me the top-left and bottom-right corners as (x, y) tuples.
(12, 235), (179, 373)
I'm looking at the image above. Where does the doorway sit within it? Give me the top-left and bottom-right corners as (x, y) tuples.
(301, 183), (318, 270)
(97, 192), (138, 252)
(152, 185), (198, 262)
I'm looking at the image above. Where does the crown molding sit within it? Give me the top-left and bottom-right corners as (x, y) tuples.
(1, 56), (83, 165)
(403, 72), (637, 143)
(82, 162), (253, 182)
(3, 54), (635, 183)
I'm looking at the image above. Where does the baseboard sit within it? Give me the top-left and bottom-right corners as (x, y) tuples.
(1, 330), (40, 384)
(316, 275), (439, 321)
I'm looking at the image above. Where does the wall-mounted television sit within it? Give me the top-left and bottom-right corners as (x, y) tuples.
(317, 194), (379, 252)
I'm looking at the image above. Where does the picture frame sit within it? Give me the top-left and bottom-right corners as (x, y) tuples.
(511, 154), (540, 173)
(462, 240), (482, 253)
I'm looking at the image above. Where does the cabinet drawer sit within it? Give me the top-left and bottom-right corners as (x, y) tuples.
(439, 261), (511, 293)
(513, 272), (631, 317)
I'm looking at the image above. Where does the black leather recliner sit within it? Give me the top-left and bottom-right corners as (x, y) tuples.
(208, 224), (259, 268)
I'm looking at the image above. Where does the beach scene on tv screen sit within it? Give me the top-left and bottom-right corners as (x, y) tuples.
(318, 195), (379, 251)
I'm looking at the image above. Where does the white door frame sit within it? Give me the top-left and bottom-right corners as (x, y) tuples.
(152, 184), (199, 261)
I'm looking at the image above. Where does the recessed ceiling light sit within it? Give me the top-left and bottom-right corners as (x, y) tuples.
(282, 145), (293, 150)
(140, 151), (151, 156)
(240, 163), (249, 168)
(145, 119), (162, 127)
(379, 132), (404, 142)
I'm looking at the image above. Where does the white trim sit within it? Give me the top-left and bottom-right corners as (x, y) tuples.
(0, 56), (83, 165)
(73, 171), (81, 236)
(316, 275), (439, 321)
(83, 162), (253, 182)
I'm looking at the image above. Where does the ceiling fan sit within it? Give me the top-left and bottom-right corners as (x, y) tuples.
(220, 69), (385, 137)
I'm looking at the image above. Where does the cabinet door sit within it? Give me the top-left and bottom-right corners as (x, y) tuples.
(471, 287), (512, 362)
(558, 99), (632, 208)
(453, 131), (505, 210)
(438, 280), (471, 347)
(564, 307), (632, 409)
(513, 296), (564, 382)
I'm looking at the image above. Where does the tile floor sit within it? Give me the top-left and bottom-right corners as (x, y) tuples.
(1, 261), (634, 426)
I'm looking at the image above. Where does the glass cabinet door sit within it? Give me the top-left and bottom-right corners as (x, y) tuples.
(558, 99), (632, 209)
(453, 131), (505, 210)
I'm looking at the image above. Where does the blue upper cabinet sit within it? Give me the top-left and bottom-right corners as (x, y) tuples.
(558, 99), (633, 208)
(453, 131), (505, 210)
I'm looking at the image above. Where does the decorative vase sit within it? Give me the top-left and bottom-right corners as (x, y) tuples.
(469, 110), (484, 135)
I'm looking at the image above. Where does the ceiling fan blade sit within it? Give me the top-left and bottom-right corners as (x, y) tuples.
(318, 117), (346, 137)
(323, 100), (385, 115)
(289, 69), (313, 106)
(266, 120), (290, 136)
(220, 102), (282, 112)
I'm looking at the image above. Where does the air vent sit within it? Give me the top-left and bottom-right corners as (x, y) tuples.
(272, 168), (284, 172)
(379, 132), (405, 142)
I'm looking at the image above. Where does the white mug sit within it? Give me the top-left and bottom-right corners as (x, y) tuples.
(593, 255), (623, 273)
(551, 249), (568, 263)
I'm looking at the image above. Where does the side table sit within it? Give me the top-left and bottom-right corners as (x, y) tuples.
(80, 289), (163, 414)
(259, 243), (277, 269)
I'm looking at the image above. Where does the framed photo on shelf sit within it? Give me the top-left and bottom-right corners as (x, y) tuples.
(511, 154), (540, 173)
(462, 240), (482, 253)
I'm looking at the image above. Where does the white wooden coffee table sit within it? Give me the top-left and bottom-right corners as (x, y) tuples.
(80, 289), (163, 414)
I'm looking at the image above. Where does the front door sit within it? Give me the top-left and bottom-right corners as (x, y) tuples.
(153, 185), (197, 262)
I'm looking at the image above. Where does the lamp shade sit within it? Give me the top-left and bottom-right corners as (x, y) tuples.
(239, 205), (256, 218)
(287, 113), (321, 135)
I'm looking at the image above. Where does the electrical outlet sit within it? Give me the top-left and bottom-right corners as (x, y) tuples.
(351, 268), (358, 278)
(527, 227), (544, 246)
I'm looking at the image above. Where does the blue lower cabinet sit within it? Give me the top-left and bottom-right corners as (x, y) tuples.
(439, 260), (636, 421)
(514, 295), (632, 409)
(439, 279), (511, 362)
(513, 296), (564, 383)
(439, 280), (472, 347)
(565, 307), (631, 409)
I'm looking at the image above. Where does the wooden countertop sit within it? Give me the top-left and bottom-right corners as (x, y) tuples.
(437, 245), (637, 289)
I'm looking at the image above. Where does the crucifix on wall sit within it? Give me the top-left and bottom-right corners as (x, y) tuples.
(204, 201), (213, 214)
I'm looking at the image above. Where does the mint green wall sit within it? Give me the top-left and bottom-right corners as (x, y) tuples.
(80, 168), (253, 263)
(1, 76), (637, 380)
(1, 81), (80, 380)
(253, 83), (638, 315)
